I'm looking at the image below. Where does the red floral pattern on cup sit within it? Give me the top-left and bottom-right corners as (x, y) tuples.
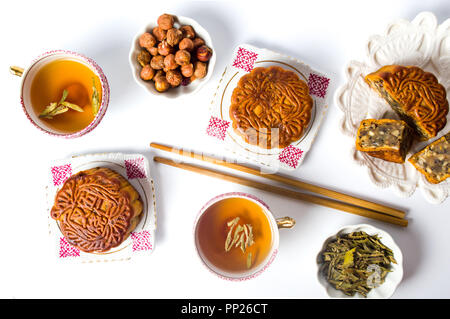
(278, 145), (303, 168)
(206, 116), (230, 140)
(131, 230), (153, 252)
(232, 47), (258, 72)
(59, 237), (80, 258)
(308, 73), (330, 98)
(51, 164), (72, 186)
(125, 157), (147, 179)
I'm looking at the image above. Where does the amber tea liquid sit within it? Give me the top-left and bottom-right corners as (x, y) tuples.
(196, 197), (274, 274)
(30, 58), (102, 133)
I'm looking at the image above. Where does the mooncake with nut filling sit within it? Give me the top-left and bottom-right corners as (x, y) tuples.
(408, 132), (450, 184)
(50, 167), (143, 253)
(365, 65), (448, 140)
(356, 119), (414, 163)
(229, 66), (313, 149)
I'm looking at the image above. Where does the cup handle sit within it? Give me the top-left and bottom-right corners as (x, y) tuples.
(10, 66), (24, 77)
(276, 216), (295, 229)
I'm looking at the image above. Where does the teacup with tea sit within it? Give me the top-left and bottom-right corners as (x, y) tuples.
(10, 50), (109, 138)
(194, 192), (295, 280)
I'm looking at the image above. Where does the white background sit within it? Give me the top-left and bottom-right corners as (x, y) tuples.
(0, 0), (449, 299)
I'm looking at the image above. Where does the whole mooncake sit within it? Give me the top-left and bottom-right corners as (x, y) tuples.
(50, 167), (143, 253)
(408, 132), (450, 184)
(229, 66), (313, 149)
(365, 65), (449, 140)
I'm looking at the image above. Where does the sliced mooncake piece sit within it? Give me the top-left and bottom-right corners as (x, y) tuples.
(365, 65), (449, 140)
(408, 132), (450, 184)
(356, 119), (414, 163)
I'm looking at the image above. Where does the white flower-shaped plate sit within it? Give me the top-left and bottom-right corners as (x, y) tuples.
(316, 224), (403, 299)
(336, 12), (450, 204)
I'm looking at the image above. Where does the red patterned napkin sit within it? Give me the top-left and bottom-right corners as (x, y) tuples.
(47, 153), (156, 262)
(207, 44), (331, 171)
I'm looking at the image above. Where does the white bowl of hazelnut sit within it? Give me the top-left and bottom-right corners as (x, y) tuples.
(129, 13), (216, 98)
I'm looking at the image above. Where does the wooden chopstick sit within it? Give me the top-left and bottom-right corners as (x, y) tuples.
(150, 142), (406, 219)
(153, 156), (408, 227)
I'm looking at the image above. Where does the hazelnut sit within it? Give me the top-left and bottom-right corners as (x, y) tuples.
(196, 45), (212, 62)
(140, 65), (155, 81)
(153, 70), (165, 82)
(154, 77), (171, 92)
(180, 63), (194, 77)
(166, 70), (183, 87)
(179, 25), (195, 39)
(152, 26), (167, 42)
(164, 54), (178, 70)
(139, 32), (156, 49)
(181, 77), (191, 86)
(158, 40), (173, 56)
(157, 14), (174, 30)
(179, 38), (194, 51)
(150, 55), (165, 70)
(148, 46), (159, 56)
(166, 28), (183, 46)
(194, 61), (207, 79)
(175, 49), (191, 66)
(193, 37), (205, 48)
(137, 50), (151, 67)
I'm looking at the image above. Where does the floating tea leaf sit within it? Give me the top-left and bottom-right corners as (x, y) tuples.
(39, 102), (58, 118)
(59, 89), (68, 104)
(245, 224), (254, 247)
(39, 89), (84, 119)
(52, 105), (70, 116)
(243, 224), (249, 242)
(238, 233), (246, 252)
(61, 101), (84, 112)
(91, 77), (100, 116)
(247, 253), (252, 269)
(227, 217), (240, 227)
(224, 217), (256, 268)
(229, 225), (243, 250)
(225, 217), (239, 252)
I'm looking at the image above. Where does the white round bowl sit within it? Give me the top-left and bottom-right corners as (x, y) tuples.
(316, 224), (403, 299)
(129, 15), (216, 98)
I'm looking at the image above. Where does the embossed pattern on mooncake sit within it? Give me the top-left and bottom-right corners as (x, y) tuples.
(50, 167), (143, 253)
(229, 66), (313, 149)
(365, 65), (449, 140)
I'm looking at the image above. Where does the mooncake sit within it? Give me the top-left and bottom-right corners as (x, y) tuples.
(365, 65), (448, 140)
(50, 167), (143, 253)
(229, 66), (313, 149)
(356, 119), (414, 163)
(408, 132), (450, 184)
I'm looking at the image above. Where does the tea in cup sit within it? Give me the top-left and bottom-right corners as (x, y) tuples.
(194, 192), (295, 280)
(10, 50), (109, 138)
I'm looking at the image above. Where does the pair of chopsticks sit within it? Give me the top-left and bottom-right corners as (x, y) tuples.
(150, 142), (408, 227)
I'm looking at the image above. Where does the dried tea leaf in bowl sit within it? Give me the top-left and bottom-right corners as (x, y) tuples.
(319, 231), (396, 297)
